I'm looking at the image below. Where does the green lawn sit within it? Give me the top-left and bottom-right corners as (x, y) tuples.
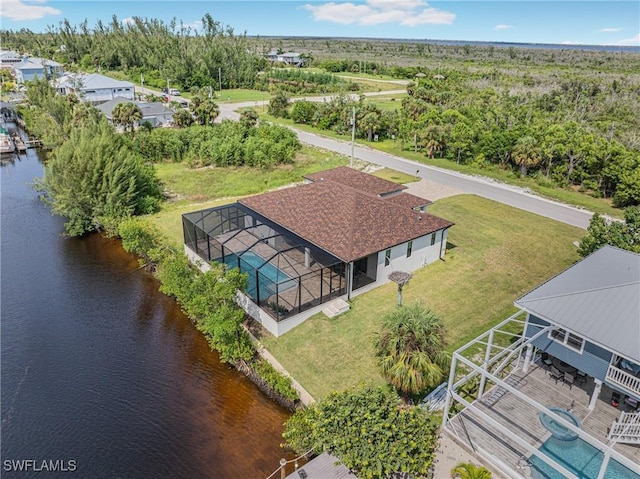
(261, 194), (584, 399)
(150, 145), (350, 245)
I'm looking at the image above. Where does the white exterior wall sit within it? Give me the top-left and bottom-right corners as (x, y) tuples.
(82, 87), (134, 104)
(375, 229), (449, 284)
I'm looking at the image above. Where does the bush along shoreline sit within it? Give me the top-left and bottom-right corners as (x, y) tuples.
(117, 217), (301, 411)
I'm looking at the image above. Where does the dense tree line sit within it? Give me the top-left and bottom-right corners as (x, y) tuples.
(132, 121), (301, 168)
(278, 70), (639, 206)
(1, 14), (266, 90)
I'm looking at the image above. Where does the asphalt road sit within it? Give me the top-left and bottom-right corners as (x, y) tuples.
(135, 86), (593, 230)
(219, 98), (593, 230)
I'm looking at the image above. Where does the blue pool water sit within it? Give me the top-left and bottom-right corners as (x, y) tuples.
(222, 252), (295, 299)
(530, 436), (640, 479)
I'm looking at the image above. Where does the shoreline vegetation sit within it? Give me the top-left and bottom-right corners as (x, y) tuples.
(7, 17), (638, 477)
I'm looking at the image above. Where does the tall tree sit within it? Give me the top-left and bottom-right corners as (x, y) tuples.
(578, 207), (640, 256)
(36, 122), (162, 235)
(373, 303), (449, 399)
(512, 135), (541, 178)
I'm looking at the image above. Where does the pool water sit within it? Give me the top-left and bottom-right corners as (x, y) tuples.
(539, 407), (581, 441)
(529, 436), (640, 479)
(223, 252), (296, 299)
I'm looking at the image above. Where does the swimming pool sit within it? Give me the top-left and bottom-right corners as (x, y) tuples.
(222, 252), (296, 299)
(529, 436), (640, 479)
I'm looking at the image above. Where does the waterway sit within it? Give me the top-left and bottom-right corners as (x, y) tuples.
(1, 148), (293, 478)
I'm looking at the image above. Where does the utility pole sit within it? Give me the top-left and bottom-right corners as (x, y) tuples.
(350, 107), (356, 167)
(218, 67), (222, 98)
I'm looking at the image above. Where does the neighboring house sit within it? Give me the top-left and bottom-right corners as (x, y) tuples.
(0, 50), (22, 70)
(95, 96), (174, 128)
(56, 73), (134, 104)
(13, 57), (64, 83)
(182, 166), (453, 336)
(265, 50), (305, 67)
(442, 245), (640, 478)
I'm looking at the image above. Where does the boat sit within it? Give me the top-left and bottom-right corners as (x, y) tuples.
(0, 127), (16, 156)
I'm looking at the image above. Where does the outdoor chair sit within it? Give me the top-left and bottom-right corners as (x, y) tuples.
(549, 366), (563, 384)
(563, 372), (575, 389)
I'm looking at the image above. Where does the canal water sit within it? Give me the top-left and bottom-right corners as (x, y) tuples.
(1, 149), (293, 478)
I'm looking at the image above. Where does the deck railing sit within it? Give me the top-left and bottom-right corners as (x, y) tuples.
(606, 364), (640, 396)
(608, 411), (640, 444)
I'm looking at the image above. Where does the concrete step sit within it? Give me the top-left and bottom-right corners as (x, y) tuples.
(323, 298), (350, 318)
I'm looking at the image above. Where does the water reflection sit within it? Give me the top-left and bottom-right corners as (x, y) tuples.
(1, 146), (294, 478)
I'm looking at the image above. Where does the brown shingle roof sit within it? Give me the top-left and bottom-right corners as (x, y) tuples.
(239, 173), (453, 262)
(304, 166), (406, 196)
(384, 192), (433, 210)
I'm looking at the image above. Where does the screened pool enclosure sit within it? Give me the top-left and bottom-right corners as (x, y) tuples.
(183, 204), (347, 320)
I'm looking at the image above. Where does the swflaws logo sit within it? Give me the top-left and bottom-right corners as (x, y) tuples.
(3, 459), (77, 472)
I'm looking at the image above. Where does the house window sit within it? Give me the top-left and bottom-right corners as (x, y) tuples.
(385, 249), (391, 267)
(430, 233), (436, 246)
(407, 241), (413, 258)
(548, 327), (585, 353)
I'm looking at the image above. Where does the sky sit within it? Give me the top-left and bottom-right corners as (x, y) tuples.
(1, 0), (639, 47)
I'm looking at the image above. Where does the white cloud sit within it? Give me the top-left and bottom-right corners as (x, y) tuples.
(0, 0), (60, 21)
(122, 17), (136, 26)
(494, 24), (514, 31)
(302, 0), (455, 27)
(181, 20), (203, 31)
(615, 33), (640, 46)
(600, 27), (622, 33)
(561, 40), (578, 45)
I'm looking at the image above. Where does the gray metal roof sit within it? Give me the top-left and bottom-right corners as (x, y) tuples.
(57, 73), (133, 90)
(14, 57), (62, 69)
(515, 245), (640, 362)
(285, 453), (357, 479)
(95, 96), (172, 120)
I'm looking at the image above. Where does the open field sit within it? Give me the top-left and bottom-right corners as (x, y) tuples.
(261, 194), (584, 399)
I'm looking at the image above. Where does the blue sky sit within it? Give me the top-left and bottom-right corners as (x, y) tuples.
(1, 1), (639, 46)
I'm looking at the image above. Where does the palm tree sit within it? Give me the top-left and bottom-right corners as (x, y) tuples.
(451, 462), (492, 479)
(112, 102), (142, 133)
(373, 303), (449, 400)
(512, 135), (541, 178)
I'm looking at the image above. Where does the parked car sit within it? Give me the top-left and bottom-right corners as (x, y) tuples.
(169, 88), (181, 96)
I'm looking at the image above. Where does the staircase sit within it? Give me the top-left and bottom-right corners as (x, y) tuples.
(608, 411), (640, 444)
(322, 298), (350, 318)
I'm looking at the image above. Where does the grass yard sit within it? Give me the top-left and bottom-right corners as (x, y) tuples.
(261, 194), (584, 400)
(150, 145), (350, 244)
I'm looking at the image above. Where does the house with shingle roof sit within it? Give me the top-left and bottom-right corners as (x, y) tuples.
(182, 167), (453, 336)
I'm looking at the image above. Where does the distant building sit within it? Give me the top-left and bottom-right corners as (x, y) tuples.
(95, 96), (174, 128)
(13, 57), (64, 83)
(55, 73), (134, 105)
(265, 50), (305, 67)
(0, 50), (22, 70)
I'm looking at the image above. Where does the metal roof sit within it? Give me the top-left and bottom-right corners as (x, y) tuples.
(515, 245), (640, 362)
(95, 96), (172, 119)
(57, 73), (133, 90)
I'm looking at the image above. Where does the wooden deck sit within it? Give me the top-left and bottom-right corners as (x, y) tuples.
(446, 362), (640, 478)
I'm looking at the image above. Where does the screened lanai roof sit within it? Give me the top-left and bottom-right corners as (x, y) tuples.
(183, 203), (342, 274)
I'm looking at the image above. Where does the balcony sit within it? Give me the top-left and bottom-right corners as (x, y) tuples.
(607, 364), (640, 398)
